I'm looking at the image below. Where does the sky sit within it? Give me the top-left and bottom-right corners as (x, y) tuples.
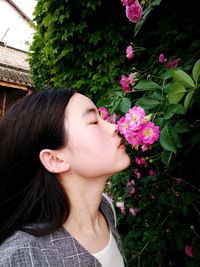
(12, 0), (37, 19)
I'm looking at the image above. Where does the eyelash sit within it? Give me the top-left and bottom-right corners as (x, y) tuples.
(90, 121), (98, 125)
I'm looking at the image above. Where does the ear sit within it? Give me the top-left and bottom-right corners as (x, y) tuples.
(39, 149), (70, 173)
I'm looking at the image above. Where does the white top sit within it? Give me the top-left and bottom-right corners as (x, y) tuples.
(92, 231), (125, 267)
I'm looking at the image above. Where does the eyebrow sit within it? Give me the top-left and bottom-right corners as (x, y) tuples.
(82, 107), (99, 118)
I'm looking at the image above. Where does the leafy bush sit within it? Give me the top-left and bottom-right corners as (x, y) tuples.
(104, 58), (200, 266)
(100, 2), (200, 266)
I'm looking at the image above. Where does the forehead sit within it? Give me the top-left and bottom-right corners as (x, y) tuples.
(65, 93), (97, 118)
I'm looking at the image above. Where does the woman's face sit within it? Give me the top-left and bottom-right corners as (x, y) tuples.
(62, 93), (131, 179)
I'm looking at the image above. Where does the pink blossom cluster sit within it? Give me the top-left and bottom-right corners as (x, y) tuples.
(120, 72), (138, 92)
(158, 53), (181, 68)
(116, 199), (139, 216)
(133, 157), (156, 180)
(129, 207), (139, 216)
(121, 0), (143, 23)
(126, 179), (136, 195)
(98, 107), (117, 124)
(118, 106), (160, 150)
(135, 156), (147, 167)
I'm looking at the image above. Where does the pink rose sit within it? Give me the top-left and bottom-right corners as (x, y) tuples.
(125, 0), (143, 23)
(120, 75), (132, 92)
(185, 245), (193, 257)
(159, 53), (166, 63)
(167, 58), (181, 68)
(98, 107), (109, 120)
(121, 0), (135, 6)
(126, 45), (134, 59)
(129, 207), (139, 216)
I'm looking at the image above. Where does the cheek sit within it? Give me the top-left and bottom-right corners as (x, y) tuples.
(77, 137), (111, 159)
(69, 137), (115, 175)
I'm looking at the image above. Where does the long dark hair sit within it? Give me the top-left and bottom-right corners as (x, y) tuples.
(0, 87), (76, 244)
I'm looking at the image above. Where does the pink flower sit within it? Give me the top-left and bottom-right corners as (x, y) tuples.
(121, 0), (135, 6)
(125, 106), (145, 131)
(120, 75), (132, 92)
(117, 116), (129, 135)
(108, 113), (117, 124)
(116, 201), (126, 214)
(126, 45), (134, 59)
(129, 207), (139, 216)
(126, 179), (135, 187)
(159, 53), (166, 63)
(175, 178), (183, 184)
(185, 245), (193, 257)
(129, 187), (136, 195)
(138, 121), (160, 145)
(149, 169), (156, 176)
(125, 132), (141, 146)
(126, 0), (143, 23)
(98, 107), (109, 120)
(133, 168), (141, 179)
(117, 105), (160, 149)
(141, 144), (149, 152)
(167, 58), (181, 68)
(135, 156), (147, 167)
(128, 72), (138, 86)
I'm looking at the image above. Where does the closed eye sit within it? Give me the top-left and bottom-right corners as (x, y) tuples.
(89, 121), (98, 125)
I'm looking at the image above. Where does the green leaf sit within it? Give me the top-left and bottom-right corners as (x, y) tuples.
(151, 91), (164, 101)
(161, 150), (173, 166)
(164, 104), (185, 119)
(184, 90), (194, 111)
(134, 7), (152, 37)
(151, 0), (162, 5)
(118, 97), (131, 113)
(161, 68), (176, 80)
(134, 0), (162, 37)
(135, 97), (161, 110)
(134, 80), (160, 90)
(167, 82), (186, 104)
(160, 124), (179, 153)
(174, 104), (185, 114)
(192, 59), (200, 83)
(173, 69), (195, 88)
(174, 120), (190, 133)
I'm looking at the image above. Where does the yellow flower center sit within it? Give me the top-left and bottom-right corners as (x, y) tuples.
(143, 127), (153, 137)
(131, 115), (138, 123)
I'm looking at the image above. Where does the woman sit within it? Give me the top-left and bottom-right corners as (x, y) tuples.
(0, 88), (130, 266)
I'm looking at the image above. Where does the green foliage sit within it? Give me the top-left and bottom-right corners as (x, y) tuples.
(29, 0), (134, 101)
(106, 57), (200, 266)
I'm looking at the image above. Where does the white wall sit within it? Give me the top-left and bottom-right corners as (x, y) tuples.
(0, 0), (35, 51)
(12, 0), (36, 19)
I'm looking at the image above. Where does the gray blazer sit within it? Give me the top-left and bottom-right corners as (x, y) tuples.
(0, 195), (126, 266)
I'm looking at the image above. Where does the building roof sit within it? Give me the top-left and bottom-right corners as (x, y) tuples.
(0, 42), (33, 90)
(0, 64), (32, 90)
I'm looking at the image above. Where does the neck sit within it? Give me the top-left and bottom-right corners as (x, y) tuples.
(61, 174), (108, 233)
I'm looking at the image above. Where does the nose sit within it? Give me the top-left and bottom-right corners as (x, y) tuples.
(113, 123), (118, 134)
(105, 119), (118, 135)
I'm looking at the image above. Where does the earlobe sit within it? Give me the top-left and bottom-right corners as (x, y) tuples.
(39, 149), (70, 173)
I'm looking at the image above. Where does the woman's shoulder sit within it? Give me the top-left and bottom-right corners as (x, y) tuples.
(0, 230), (39, 250)
(0, 231), (47, 266)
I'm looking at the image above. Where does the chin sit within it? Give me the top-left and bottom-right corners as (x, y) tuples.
(116, 156), (131, 173)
